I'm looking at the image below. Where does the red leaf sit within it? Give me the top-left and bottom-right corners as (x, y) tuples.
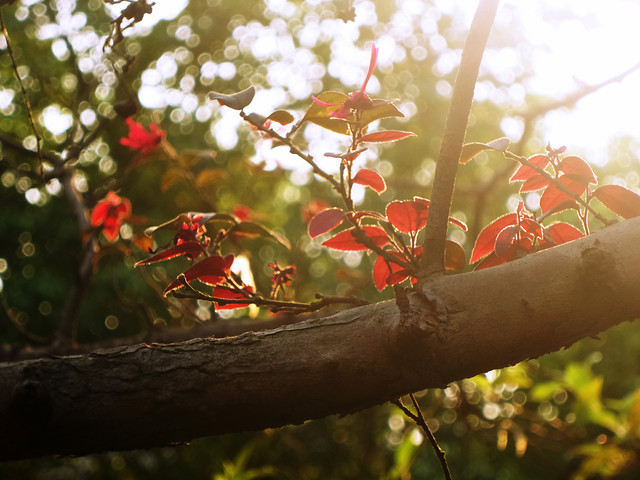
(510, 154), (549, 182)
(593, 184), (640, 219)
(475, 252), (507, 270)
(359, 130), (416, 144)
(539, 176), (586, 213)
(494, 225), (519, 258)
(470, 213), (517, 264)
(163, 255), (234, 296)
(372, 253), (407, 291)
(519, 174), (549, 193)
(322, 226), (389, 251)
(213, 285), (254, 309)
(444, 240), (466, 270)
(545, 222), (583, 246)
(134, 241), (204, 267)
(308, 208), (345, 238)
(353, 169), (386, 193)
(557, 156), (597, 185)
(386, 200), (429, 234)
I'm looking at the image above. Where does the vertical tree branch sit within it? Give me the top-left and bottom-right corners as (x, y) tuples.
(420, 0), (499, 278)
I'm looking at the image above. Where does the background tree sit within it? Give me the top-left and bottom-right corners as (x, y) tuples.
(2, 0), (640, 478)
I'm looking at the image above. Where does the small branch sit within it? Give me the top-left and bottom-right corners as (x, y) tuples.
(0, 10), (44, 178)
(420, 0), (499, 279)
(240, 111), (344, 194)
(393, 395), (452, 480)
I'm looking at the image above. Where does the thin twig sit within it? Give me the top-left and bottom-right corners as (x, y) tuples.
(420, 0), (499, 279)
(0, 9), (44, 178)
(393, 394), (452, 480)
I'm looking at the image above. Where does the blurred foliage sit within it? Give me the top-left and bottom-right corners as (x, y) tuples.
(1, 0), (640, 478)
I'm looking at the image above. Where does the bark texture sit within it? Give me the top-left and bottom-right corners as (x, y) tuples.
(1, 217), (639, 461)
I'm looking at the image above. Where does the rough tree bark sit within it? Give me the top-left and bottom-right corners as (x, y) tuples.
(1, 216), (639, 461)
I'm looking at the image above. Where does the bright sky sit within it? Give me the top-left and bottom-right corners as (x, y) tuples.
(116, 0), (640, 169)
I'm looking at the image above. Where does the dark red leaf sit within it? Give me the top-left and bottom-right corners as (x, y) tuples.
(520, 218), (544, 239)
(322, 226), (389, 251)
(353, 169), (386, 193)
(386, 200), (429, 234)
(134, 241), (204, 267)
(359, 130), (416, 144)
(475, 252), (507, 270)
(308, 208), (345, 238)
(213, 285), (254, 309)
(163, 255), (233, 296)
(557, 156), (597, 185)
(539, 176), (586, 213)
(494, 225), (519, 258)
(444, 240), (466, 270)
(470, 213), (517, 264)
(519, 174), (549, 193)
(545, 222), (583, 246)
(510, 154), (550, 182)
(593, 184), (640, 219)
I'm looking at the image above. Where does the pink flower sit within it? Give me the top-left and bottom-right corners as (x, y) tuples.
(91, 191), (131, 242)
(120, 118), (165, 152)
(312, 43), (379, 119)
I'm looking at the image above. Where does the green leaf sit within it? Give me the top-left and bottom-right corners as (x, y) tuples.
(209, 86), (256, 110)
(460, 137), (511, 164)
(302, 91), (350, 135)
(360, 100), (404, 126)
(267, 109), (295, 125)
(228, 222), (291, 249)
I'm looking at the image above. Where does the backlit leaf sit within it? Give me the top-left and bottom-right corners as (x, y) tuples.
(494, 225), (519, 258)
(444, 240), (466, 270)
(545, 222), (584, 246)
(308, 208), (345, 238)
(557, 155), (597, 185)
(208, 86), (256, 110)
(475, 252), (506, 270)
(510, 154), (550, 182)
(360, 130), (415, 144)
(539, 176), (586, 213)
(134, 241), (204, 267)
(302, 91), (350, 135)
(470, 213), (517, 264)
(359, 100), (404, 125)
(195, 169), (227, 189)
(353, 169), (386, 193)
(164, 255), (233, 295)
(322, 226), (389, 251)
(386, 200), (429, 234)
(372, 253), (407, 291)
(519, 174), (549, 193)
(267, 109), (295, 125)
(213, 285), (254, 309)
(593, 184), (640, 219)
(459, 137), (511, 164)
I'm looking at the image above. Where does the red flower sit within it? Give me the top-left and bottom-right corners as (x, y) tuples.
(120, 118), (165, 152)
(312, 43), (379, 119)
(91, 191), (131, 242)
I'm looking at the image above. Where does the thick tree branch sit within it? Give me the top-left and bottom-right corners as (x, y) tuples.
(1, 217), (639, 461)
(420, 0), (499, 278)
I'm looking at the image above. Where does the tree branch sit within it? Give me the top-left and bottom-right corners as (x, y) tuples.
(1, 216), (639, 461)
(420, 0), (499, 278)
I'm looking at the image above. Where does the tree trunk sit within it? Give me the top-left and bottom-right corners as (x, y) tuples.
(1, 217), (639, 461)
